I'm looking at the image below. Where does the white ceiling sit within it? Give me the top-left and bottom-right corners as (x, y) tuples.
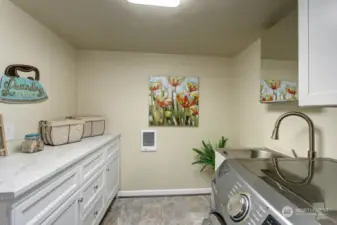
(10, 0), (297, 56)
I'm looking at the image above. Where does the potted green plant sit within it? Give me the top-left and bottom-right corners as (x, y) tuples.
(192, 136), (228, 173)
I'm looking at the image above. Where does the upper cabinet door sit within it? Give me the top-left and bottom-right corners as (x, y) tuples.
(299, 0), (337, 106)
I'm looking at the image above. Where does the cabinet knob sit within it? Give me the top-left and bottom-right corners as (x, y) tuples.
(94, 211), (98, 216)
(94, 185), (99, 190)
(78, 198), (83, 203)
(106, 168), (110, 172)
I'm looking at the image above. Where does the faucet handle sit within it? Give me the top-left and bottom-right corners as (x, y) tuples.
(291, 149), (298, 158)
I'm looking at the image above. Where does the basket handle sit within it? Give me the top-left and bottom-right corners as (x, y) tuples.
(5, 64), (40, 81)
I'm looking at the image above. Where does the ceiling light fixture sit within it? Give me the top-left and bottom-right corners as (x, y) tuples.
(127, 0), (180, 7)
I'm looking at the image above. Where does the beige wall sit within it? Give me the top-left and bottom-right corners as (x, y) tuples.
(0, 0), (77, 153)
(76, 41), (337, 191)
(231, 40), (264, 147)
(233, 39), (337, 159)
(76, 51), (233, 190)
(261, 11), (298, 60)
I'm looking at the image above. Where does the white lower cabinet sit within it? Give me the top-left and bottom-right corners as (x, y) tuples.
(105, 153), (120, 205)
(41, 191), (80, 225)
(7, 136), (120, 225)
(80, 168), (105, 216)
(14, 167), (80, 225)
(81, 150), (105, 183)
(81, 192), (104, 225)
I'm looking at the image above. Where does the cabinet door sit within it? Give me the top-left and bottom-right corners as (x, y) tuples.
(299, 0), (337, 106)
(79, 168), (104, 216)
(81, 192), (104, 225)
(14, 167), (80, 225)
(41, 191), (80, 225)
(105, 153), (120, 205)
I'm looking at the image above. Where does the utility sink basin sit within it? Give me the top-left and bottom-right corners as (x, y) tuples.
(218, 148), (288, 159)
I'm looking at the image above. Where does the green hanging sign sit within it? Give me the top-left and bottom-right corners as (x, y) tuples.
(0, 65), (48, 103)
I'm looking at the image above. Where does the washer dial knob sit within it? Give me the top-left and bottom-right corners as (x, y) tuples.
(227, 193), (250, 222)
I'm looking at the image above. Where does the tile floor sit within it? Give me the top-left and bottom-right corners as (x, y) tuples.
(100, 195), (210, 225)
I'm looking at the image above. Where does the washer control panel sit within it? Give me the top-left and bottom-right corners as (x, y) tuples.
(227, 193), (250, 222)
(225, 181), (270, 224)
(261, 215), (281, 225)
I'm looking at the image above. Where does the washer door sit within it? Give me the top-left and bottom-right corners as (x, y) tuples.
(209, 212), (227, 225)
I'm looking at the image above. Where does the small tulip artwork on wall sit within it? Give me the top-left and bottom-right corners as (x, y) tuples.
(260, 80), (298, 103)
(149, 76), (199, 127)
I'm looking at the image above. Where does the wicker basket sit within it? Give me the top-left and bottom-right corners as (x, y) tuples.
(66, 116), (106, 138)
(40, 119), (85, 146)
(76, 116), (105, 138)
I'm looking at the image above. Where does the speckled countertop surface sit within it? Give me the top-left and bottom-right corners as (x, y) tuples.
(0, 134), (120, 200)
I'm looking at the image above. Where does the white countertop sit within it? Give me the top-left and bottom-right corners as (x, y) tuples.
(0, 134), (120, 200)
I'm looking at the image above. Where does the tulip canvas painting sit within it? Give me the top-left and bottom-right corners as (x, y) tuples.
(260, 80), (297, 103)
(149, 76), (199, 127)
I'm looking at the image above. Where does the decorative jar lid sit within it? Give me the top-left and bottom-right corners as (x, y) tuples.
(25, 133), (41, 139)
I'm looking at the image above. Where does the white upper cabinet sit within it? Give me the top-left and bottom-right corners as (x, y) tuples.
(299, 0), (337, 106)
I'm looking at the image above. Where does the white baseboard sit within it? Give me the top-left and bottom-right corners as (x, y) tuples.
(118, 188), (212, 197)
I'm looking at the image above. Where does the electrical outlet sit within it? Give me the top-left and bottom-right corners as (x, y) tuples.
(5, 124), (15, 141)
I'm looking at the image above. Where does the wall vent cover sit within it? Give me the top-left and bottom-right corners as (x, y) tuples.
(141, 130), (156, 151)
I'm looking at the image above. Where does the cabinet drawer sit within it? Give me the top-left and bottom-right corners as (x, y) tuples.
(80, 168), (104, 215)
(14, 167), (80, 225)
(41, 190), (80, 225)
(106, 140), (119, 159)
(82, 192), (104, 225)
(81, 150), (104, 183)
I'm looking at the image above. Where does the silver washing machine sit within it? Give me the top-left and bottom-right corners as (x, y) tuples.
(202, 212), (226, 225)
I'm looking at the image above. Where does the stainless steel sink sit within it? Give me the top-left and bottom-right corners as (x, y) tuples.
(217, 148), (288, 159)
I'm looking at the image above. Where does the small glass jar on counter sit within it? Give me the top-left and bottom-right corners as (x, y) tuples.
(22, 133), (44, 153)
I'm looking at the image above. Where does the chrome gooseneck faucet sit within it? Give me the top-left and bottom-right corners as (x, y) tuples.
(271, 111), (316, 186)
(271, 111), (316, 159)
